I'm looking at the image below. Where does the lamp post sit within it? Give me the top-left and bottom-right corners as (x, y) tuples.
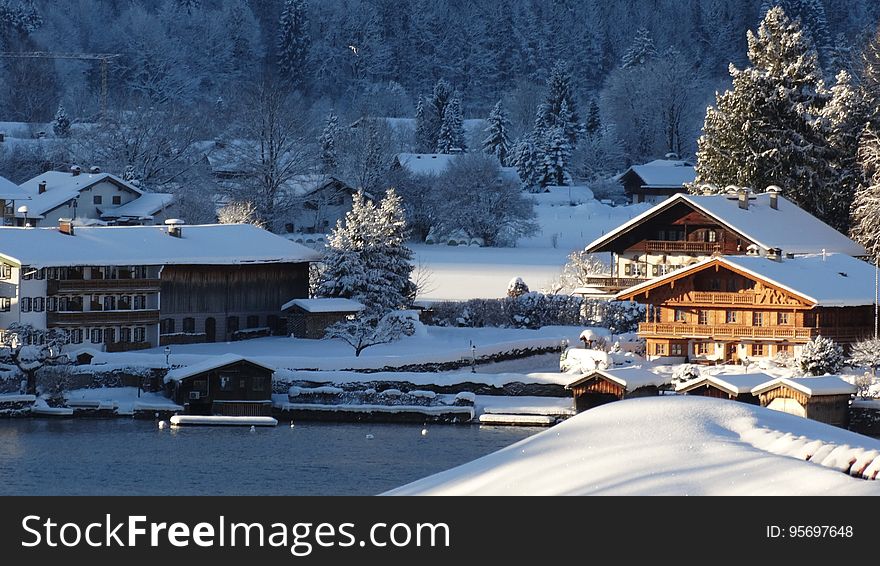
(470, 344), (476, 373)
(164, 346), (171, 368)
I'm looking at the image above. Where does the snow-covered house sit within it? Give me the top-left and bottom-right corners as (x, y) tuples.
(16, 169), (176, 227)
(394, 153), (522, 186)
(617, 158), (696, 204)
(282, 298), (364, 339)
(164, 354), (276, 416)
(675, 373), (770, 404)
(751, 376), (857, 428)
(583, 188), (866, 295)
(0, 222), (319, 352)
(566, 367), (669, 412)
(282, 175), (365, 234)
(616, 253), (877, 363)
(0, 175), (30, 226)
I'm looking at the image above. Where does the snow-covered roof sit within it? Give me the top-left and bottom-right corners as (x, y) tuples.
(676, 373), (773, 395)
(396, 153), (522, 185)
(751, 376), (857, 397)
(163, 354), (276, 383)
(0, 223), (321, 267)
(281, 298), (365, 313)
(587, 192), (866, 257)
(0, 175), (28, 201)
(618, 253), (877, 307)
(619, 159), (695, 189)
(567, 367), (669, 391)
(100, 192), (175, 219)
(17, 171), (143, 217)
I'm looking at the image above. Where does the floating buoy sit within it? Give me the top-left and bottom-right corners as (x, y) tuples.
(366, 434), (374, 440)
(250, 425), (256, 432)
(421, 428), (428, 436)
(158, 421), (167, 430)
(290, 421), (295, 428)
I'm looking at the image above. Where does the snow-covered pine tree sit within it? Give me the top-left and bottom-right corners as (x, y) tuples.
(539, 124), (572, 188)
(541, 61), (581, 147)
(277, 0), (310, 86)
(52, 104), (70, 138)
(482, 100), (512, 165)
(852, 127), (880, 260)
(373, 187), (416, 309)
(760, 0), (832, 71)
(849, 338), (880, 375)
(861, 25), (880, 128)
(318, 192), (374, 301)
(424, 79), (453, 151)
(414, 96), (433, 153)
(585, 99), (601, 138)
(507, 276), (529, 298)
(694, 7), (834, 224)
(319, 112), (339, 174)
(512, 134), (543, 191)
(795, 335), (844, 375)
(622, 27), (658, 69)
(0, 0), (41, 33)
(435, 104), (455, 154)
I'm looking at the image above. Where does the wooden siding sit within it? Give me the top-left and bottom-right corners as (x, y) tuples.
(758, 385), (851, 427)
(47, 309), (160, 326)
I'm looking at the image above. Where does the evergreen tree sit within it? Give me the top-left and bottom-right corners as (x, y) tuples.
(414, 96), (433, 153)
(541, 61), (581, 147)
(52, 104), (70, 138)
(319, 112), (339, 174)
(318, 192), (374, 301)
(585, 99), (601, 138)
(694, 8), (834, 224)
(512, 134), (542, 190)
(374, 187), (416, 308)
(761, 0), (832, 70)
(861, 24), (880, 127)
(362, 124), (385, 194)
(622, 27), (658, 69)
(538, 102), (573, 187)
(277, 0), (310, 86)
(422, 79), (453, 152)
(796, 335), (844, 375)
(851, 127), (880, 260)
(436, 93), (465, 154)
(482, 100), (512, 166)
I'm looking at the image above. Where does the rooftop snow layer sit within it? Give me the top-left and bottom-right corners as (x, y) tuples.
(623, 159), (695, 188)
(588, 192), (866, 256)
(677, 373), (773, 395)
(752, 376), (857, 397)
(100, 192), (174, 219)
(18, 171), (143, 217)
(0, 223), (321, 267)
(567, 366), (669, 390)
(164, 354), (276, 383)
(397, 153), (521, 185)
(0, 175), (28, 201)
(281, 298), (365, 313)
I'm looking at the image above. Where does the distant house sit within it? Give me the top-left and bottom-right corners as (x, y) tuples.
(164, 354), (275, 416)
(617, 158), (695, 204)
(283, 175), (366, 234)
(282, 298), (365, 339)
(394, 153), (522, 186)
(16, 169), (176, 227)
(676, 373), (769, 404)
(0, 175), (29, 226)
(566, 367), (669, 412)
(751, 376), (856, 428)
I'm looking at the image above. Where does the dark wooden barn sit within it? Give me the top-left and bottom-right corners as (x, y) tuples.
(675, 373), (769, 405)
(566, 367), (669, 413)
(282, 298), (365, 339)
(751, 376), (856, 428)
(164, 354), (275, 416)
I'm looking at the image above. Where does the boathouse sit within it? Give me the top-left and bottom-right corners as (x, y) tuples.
(164, 354), (275, 416)
(750, 376), (856, 428)
(566, 367), (669, 412)
(675, 373), (770, 404)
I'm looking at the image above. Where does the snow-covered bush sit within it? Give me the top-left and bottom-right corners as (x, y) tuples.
(795, 335), (844, 376)
(671, 364), (701, 386)
(849, 338), (880, 373)
(854, 373), (878, 399)
(507, 276), (529, 298)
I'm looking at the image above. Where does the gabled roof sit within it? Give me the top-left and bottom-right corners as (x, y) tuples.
(618, 159), (695, 189)
(396, 153), (522, 185)
(617, 253), (877, 307)
(566, 367), (670, 391)
(281, 297), (364, 313)
(676, 373), (772, 395)
(163, 354), (276, 383)
(100, 193), (175, 220)
(17, 171), (143, 217)
(0, 223), (321, 267)
(587, 192), (866, 256)
(0, 175), (28, 201)
(751, 376), (856, 397)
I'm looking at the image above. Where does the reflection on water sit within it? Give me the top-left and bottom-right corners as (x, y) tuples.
(0, 419), (535, 495)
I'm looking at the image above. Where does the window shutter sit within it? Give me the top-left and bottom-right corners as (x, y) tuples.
(652, 265), (659, 276)
(624, 264), (631, 276)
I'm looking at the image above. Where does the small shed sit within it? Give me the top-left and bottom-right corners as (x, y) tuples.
(282, 298), (365, 339)
(163, 354), (275, 416)
(751, 376), (856, 428)
(566, 367), (669, 412)
(676, 373), (770, 405)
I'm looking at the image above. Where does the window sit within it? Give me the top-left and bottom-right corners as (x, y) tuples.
(777, 344), (791, 355)
(66, 297), (81, 311)
(46, 267), (58, 280)
(182, 317), (195, 333)
(777, 312), (790, 325)
(33, 297), (44, 312)
(104, 328), (116, 344)
(654, 343), (666, 356)
(227, 316), (239, 334)
(91, 267), (104, 280)
(112, 195), (121, 205)
(751, 343), (765, 356)
(134, 327), (145, 343)
(22, 267), (33, 280)
(752, 312), (764, 326)
(0, 264), (11, 280)
(118, 296), (131, 310)
(267, 315), (280, 334)
(93, 195), (102, 205)
(696, 342), (710, 355)
(726, 278), (739, 292)
(252, 376), (267, 392)
(707, 230), (717, 243)
(219, 373), (237, 392)
(698, 310), (708, 325)
(709, 278), (721, 291)
(35, 268), (44, 280)
(20, 297), (31, 312)
(47, 297), (57, 312)
(120, 327), (132, 343)
(0, 297), (9, 312)
(670, 344), (684, 356)
(725, 310), (737, 324)
(246, 315), (259, 328)
(134, 295), (146, 310)
(90, 328), (103, 343)
(70, 329), (82, 344)
(674, 309), (686, 323)
(160, 318), (175, 335)
(103, 296), (116, 311)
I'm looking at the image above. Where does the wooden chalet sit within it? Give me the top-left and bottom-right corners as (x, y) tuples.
(566, 367), (669, 412)
(617, 253), (877, 363)
(751, 376), (856, 428)
(582, 189), (865, 296)
(617, 158), (695, 204)
(282, 298), (365, 339)
(164, 354), (275, 416)
(675, 373), (770, 404)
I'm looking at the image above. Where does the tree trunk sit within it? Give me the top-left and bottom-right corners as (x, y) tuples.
(25, 370), (37, 395)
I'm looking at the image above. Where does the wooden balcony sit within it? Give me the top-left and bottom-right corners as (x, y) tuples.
(674, 291), (757, 305)
(579, 276), (647, 290)
(47, 278), (160, 295)
(47, 309), (160, 327)
(644, 240), (718, 254)
(638, 323), (870, 342)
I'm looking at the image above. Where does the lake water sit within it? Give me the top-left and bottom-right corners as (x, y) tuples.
(0, 419), (536, 495)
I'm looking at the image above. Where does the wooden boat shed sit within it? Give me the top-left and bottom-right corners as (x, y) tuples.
(675, 373), (771, 404)
(566, 367), (670, 412)
(282, 298), (365, 339)
(164, 354), (276, 416)
(750, 376), (856, 428)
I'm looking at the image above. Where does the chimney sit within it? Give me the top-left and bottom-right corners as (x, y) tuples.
(89, 166), (101, 174)
(165, 218), (184, 238)
(58, 218), (74, 236)
(737, 187), (749, 210)
(70, 165), (81, 177)
(766, 247), (782, 261)
(38, 181), (47, 194)
(767, 185), (780, 210)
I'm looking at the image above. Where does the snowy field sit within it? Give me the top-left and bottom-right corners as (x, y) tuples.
(413, 188), (647, 301)
(389, 396), (880, 495)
